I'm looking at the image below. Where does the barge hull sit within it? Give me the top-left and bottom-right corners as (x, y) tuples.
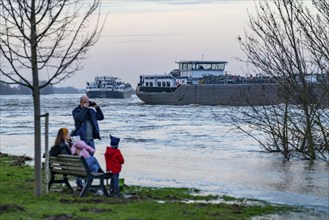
(136, 84), (284, 106)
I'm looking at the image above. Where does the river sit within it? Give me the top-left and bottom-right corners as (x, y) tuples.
(0, 94), (328, 217)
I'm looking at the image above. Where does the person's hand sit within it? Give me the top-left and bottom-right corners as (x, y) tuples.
(93, 102), (99, 108)
(87, 101), (98, 108)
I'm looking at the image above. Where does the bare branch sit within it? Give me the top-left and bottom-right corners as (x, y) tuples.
(235, 0), (329, 160)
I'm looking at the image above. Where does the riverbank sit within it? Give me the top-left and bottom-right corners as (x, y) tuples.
(0, 153), (307, 220)
(0, 132), (329, 220)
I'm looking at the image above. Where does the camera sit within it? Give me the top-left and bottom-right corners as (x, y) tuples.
(89, 101), (96, 106)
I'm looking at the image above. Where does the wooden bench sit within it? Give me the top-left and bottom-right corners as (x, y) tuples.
(49, 154), (112, 197)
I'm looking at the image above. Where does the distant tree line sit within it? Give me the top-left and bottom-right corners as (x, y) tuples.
(0, 81), (83, 95)
(52, 86), (84, 94)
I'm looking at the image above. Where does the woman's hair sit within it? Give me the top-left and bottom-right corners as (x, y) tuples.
(54, 127), (69, 145)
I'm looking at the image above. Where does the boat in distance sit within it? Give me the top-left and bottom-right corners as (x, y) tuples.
(136, 60), (286, 106)
(86, 76), (134, 99)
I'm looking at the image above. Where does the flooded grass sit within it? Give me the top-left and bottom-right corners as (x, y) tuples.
(0, 153), (314, 220)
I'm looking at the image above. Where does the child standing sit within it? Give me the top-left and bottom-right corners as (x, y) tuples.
(104, 135), (125, 196)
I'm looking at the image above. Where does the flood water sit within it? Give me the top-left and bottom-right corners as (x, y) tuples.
(0, 94), (328, 216)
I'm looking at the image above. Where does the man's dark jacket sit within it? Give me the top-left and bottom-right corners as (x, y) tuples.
(72, 105), (104, 140)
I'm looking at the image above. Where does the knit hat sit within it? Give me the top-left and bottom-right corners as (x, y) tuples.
(110, 135), (120, 147)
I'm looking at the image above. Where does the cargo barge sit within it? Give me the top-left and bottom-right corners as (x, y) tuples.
(86, 76), (134, 99)
(136, 60), (285, 106)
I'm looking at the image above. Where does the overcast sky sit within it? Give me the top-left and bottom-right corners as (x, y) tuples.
(56, 0), (255, 89)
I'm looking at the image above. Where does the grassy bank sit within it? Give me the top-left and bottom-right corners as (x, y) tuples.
(0, 153), (296, 220)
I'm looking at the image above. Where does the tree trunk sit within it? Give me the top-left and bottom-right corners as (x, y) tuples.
(31, 0), (42, 198)
(33, 84), (42, 197)
(283, 102), (289, 160)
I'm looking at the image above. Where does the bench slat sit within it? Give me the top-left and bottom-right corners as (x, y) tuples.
(50, 165), (86, 172)
(51, 169), (87, 177)
(49, 158), (81, 163)
(50, 163), (86, 169)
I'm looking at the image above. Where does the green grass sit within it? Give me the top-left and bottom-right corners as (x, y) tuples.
(0, 153), (297, 220)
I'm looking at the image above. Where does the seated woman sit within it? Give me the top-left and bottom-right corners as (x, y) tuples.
(49, 127), (72, 156)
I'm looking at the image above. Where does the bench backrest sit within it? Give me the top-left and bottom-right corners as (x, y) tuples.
(49, 154), (88, 177)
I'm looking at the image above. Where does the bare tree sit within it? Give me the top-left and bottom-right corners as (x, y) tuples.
(234, 0), (329, 160)
(0, 0), (105, 197)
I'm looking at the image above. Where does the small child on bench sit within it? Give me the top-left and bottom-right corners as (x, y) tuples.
(72, 140), (104, 173)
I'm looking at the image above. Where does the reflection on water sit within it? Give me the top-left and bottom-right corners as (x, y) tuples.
(0, 94), (328, 214)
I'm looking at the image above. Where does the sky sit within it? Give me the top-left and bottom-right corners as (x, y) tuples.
(57, 0), (256, 89)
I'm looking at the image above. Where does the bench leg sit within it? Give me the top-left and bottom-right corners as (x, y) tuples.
(63, 176), (73, 192)
(48, 175), (55, 190)
(100, 178), (109, 197)
(48, 174), (73, 192)
(79, 178), (93, 197)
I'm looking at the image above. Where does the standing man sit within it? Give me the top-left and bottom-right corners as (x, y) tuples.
(72, 95), (104, 154)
